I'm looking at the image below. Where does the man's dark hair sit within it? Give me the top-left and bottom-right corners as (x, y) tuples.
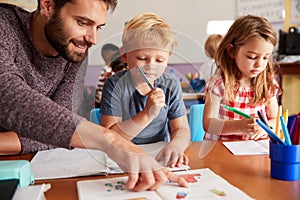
(37, 0), (117, 12)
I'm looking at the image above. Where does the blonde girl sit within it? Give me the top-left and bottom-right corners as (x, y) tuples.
(203, 15), (280, 140)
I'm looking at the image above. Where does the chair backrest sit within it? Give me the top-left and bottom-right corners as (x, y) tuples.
(90, 108), (101, 125)
(189, 103), (205, 142)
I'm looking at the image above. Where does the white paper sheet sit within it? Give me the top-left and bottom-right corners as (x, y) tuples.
(12, 183), (51, 200)
(222, 140), (269, 155)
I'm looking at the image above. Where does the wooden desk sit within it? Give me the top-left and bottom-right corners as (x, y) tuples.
(186, 141), (300, 200)
(1, 141), (299, 200)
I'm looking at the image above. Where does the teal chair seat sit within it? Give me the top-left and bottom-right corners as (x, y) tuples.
(90, 108), (101, 125)
(189, 104), (205, 142)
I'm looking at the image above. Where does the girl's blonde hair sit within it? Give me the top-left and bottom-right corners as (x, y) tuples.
(121, 13), (177, 54)
(204, 34), (223, 59)
(215, 15), (278, 105)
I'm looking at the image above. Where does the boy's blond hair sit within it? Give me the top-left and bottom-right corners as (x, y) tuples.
(121, 13), (177, 54)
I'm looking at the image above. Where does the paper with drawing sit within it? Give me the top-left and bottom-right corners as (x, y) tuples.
(77, 168), (253, 200)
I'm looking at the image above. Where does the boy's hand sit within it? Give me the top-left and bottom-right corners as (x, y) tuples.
(145, 88), (166, 119)
(155, 142), (189, 168)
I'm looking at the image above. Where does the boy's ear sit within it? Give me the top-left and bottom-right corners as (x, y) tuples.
(226, 44), (235, 58)
(120, 46), (127, 63)
(39, 0), (55, 19)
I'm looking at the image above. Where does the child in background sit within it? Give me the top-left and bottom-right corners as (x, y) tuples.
(203, 15), (280, 140)
(95, 51), (127, 108)
(100, 13), (190, 167)
(202, 34), (223, 82)
(95, 43), (120, 108)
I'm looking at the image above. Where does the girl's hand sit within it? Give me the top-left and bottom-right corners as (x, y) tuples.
(239, 118), (268, 140)
(144, 88), (166, 119)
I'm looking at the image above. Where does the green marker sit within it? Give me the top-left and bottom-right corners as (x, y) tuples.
(224, 105), (252, 119)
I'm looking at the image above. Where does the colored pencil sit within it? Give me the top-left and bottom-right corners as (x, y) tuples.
(280, 116), (292, 145)
(256, 119), (285, 145)
(224, 105), (252, 119)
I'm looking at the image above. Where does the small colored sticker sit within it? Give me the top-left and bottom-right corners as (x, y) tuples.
(176, 191), (188, 199)
(181, 173), (201, 183)
(210, 189), (226, 196)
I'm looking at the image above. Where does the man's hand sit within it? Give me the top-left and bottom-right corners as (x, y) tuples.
(126, 168), (189, 191)
(73, 121), (189, 192)
(0, 131), (21, 155)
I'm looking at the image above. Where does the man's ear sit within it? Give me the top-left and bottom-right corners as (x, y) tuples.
(226, 44), (235, 58)
(119, 46), (127, 63)
(39, 0), (55, 19)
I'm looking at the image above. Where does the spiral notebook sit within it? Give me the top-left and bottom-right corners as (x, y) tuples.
(30, 142), (189, 180)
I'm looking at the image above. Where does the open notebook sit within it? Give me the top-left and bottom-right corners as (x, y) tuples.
(77, 168), (254, 200)
(30, 141), (189, 180)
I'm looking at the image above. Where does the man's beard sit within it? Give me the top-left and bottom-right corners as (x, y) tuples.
(44, 10), (91, 63)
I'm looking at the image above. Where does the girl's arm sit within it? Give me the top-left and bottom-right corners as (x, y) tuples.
(203, 93), (258, 136)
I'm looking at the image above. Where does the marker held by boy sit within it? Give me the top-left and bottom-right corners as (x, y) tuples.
(224, 105), (252, 119)
(136, 66), (167, 108)
(137, 66), (154, 90)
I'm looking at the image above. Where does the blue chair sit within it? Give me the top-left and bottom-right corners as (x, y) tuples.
(189, 104), (205, 142)
(90, 108), (101, 125)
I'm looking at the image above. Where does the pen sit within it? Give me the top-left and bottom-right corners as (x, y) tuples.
(256, 119), (286, 145)
(224, 105), (252, 119)
(280, 116), (292, 145)
(136, 66), (167, 108)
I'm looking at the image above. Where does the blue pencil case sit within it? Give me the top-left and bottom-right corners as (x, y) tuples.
(0, 160), (34, 187)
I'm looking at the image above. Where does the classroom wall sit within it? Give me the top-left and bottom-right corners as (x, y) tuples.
(0, 0), (36, 11)
(282, 75), (300, 115)
(88, 0), (237, 65)
(86, 0), (237, 85)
